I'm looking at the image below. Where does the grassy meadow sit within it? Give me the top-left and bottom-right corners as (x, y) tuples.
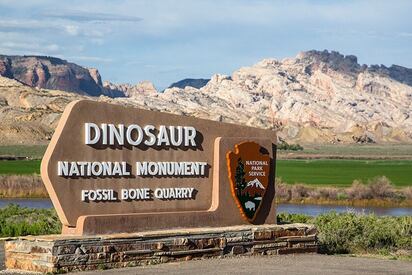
(277, 159), (412, 187)
(0, 160), (41, 175)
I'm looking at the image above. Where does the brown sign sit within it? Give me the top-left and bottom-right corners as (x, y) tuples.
(227, 142), (270, 222)
(41, 100), (277, 235)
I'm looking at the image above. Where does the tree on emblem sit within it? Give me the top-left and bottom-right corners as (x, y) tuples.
(234, 158), (246, 196)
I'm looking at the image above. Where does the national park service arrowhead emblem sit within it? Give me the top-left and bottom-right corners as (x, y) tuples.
(226, 141), (270, 223)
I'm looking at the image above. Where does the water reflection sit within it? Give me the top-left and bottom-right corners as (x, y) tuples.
(0, 198), (53, 209)
(0, 199), (411, 216)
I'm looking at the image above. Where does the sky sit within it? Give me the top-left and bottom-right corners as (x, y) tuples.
(0, 0), (411, 90)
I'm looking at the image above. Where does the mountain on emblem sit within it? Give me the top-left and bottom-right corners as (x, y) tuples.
(226, 141), (271, 223)
(247, 178), (265, 189)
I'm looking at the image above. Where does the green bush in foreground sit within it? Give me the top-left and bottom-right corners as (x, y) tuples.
(278, 212), (412, 255)
(0, 204), (61, 237)
(0, 205), (410, 258)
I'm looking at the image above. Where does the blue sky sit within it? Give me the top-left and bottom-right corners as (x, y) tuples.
(0, 0), (411, 90)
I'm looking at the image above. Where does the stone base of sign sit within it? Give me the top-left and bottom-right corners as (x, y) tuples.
(5, 223), (317, 273)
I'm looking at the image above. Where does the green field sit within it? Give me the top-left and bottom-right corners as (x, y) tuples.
(1, 159), (412, 187)
(0, 160), (41, 175)
(277, 159), (412, 187)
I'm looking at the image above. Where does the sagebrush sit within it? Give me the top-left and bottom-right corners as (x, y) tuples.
(0, 204), (61, 237)
(278, 211), (412, 255)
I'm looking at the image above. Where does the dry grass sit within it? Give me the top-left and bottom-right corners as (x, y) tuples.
(404, 187), (412, 200)
(276, 176), (412, 207)
(0, 175), (48, 198)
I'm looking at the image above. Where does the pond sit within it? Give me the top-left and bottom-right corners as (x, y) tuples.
(0, 198), (411, 216)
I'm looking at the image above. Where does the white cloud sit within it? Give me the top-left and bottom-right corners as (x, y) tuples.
(65, 25), (80, 36)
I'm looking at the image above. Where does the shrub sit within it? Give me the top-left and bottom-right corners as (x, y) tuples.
(277, 212), (312, 224)
(277, 212), (412, 255)
(290, 184), (309, 200)
(277, 141), (304, 151)
(315, 212), (363, 254)
(314, 213), (412, 254)
(275, 178), (291, 200)
(347, 180), (373, 200)
(318, 188), (338, 200)
(367, 176), (394, 199)
(336, 192), (348, 200)
(0, 204), (61, 237)
(404, 187), (412, 200)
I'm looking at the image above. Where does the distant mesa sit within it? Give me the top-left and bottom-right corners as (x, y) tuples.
(168, 78), (210, 90)
(0, 55), (125, 98)
(0, 55), (107, 97)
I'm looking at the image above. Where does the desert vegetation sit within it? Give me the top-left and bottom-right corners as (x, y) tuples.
(278, 211), (412, 259)
(0, 204), (60, 237)
(0, 175), (47, 198)
(277, 141), (304, 151)
(0, 204), (410, 260)
(276, 176), (412, 207)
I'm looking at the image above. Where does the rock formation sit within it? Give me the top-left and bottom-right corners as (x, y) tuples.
(0, 75), (85, 144)
(116, 50), (412, 144)
(103, 81), (158, 97)
(1, 50), (412, 145)
(0, 55), (124, 98)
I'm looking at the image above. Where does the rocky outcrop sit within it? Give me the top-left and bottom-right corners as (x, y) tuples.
(168, 78), (210, 89)
(87, 68), (103, 87)
(115, 50), (412, 144)
(0, 75), (86, 144)
(0, 55), (125, 98)
(1, 50), (412, 145)
(103, 81), (158, 97)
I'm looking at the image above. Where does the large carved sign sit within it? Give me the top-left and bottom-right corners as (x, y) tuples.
(41, 100), (277, 235)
